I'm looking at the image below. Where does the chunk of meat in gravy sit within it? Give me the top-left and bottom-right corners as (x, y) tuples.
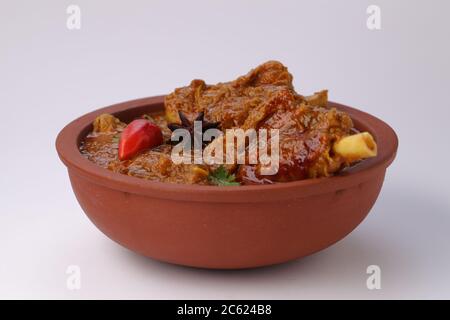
(164, 61), (354, 184)
(107, 144), (209, 184)
(237, 102), (354, 184)
(237, 131), (340, 184)
(81, 113), (210, 184)
(164, 61), (295, 128)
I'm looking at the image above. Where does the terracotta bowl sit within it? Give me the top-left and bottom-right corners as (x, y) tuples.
(56, 96), (398, 269)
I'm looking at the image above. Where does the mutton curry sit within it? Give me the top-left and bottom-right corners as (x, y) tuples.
(80, 61), (377, 186)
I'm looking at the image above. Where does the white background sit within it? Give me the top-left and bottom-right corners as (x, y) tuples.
(1, 0), (449, 299)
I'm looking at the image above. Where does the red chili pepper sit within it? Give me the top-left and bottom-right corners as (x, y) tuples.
(118, 119), (163, 160)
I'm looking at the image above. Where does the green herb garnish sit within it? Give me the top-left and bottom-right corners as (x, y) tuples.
(111, 134), (121, 143)
(208, 165), (240, 186)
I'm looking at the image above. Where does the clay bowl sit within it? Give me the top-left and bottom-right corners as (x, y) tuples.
(56, 95), (398, 269)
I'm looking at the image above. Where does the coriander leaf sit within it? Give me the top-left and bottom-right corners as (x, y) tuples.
(111, 133), (121, 143)
(208, 166), (240, 186)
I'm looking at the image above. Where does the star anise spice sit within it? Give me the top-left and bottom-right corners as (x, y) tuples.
(167, 111), (221, 148)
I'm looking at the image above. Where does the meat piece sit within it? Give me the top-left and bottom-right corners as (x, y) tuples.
(164, 61), (356, 184)
(237, 103), (354, 184)
(83, 113), (208, 184)
(165, 61), (295, 128)
(93, 114), (124, 133)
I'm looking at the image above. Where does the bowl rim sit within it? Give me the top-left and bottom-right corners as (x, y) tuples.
(56, 95), (398, 203)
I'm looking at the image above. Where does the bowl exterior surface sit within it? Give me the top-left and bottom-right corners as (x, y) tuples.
(68, 168), (385, 269)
